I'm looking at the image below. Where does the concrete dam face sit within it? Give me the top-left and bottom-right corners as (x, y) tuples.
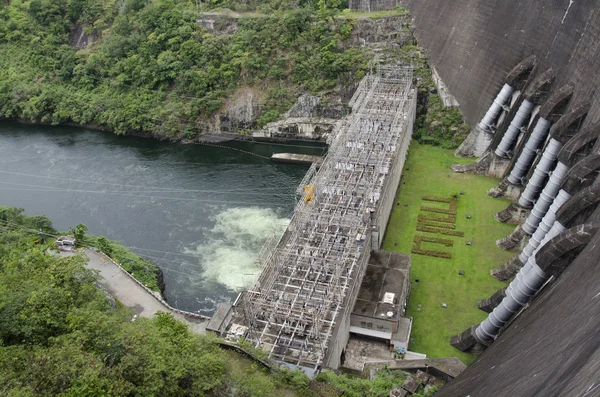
(376, 1), (600, 396)
(400, 0), (600, 130)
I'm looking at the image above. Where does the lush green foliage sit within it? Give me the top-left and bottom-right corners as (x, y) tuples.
(315, 368), (435, 397)
(417, 94), (470, 148)
(0, 210), (227, 395)
(0, 0), (367, 137)
(1, 207), (425, 396)
(72, 222), (88, 243)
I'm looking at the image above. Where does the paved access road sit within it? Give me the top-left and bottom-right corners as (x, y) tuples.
(60, 249), (208, 334)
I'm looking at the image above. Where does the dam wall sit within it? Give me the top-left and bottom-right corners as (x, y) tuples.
(438, 225), (600, 397)
(406, 0), (600, 127)
(348, 0), (600, 129)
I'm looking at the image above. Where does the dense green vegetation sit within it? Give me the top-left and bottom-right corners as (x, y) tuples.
(0, 209), (224, 395)
(382, 142), (514, 364)
(375, 44), (470, 149)
(0, 0), (468, 145)
(316, 369), (439, 397)
(0, 0), (368, 137)
(0, 207), (163, 293)
(416, 93), (470, 148)
(1, 207), (419, 395)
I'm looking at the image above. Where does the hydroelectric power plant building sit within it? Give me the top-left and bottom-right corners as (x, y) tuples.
(210, 65), (417, 374)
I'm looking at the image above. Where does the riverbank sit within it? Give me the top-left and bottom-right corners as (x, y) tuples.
(59, 248), (209, 329)
(1, 118), (329, 147)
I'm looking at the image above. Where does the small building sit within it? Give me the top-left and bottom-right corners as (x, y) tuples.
(54, 236), (76, 252)
(349, 251), (412, 351)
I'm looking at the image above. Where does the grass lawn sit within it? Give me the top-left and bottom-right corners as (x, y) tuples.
(382, 141), (515, 365)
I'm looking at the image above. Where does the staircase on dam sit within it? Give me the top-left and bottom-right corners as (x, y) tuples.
(229, 65), (417, 374)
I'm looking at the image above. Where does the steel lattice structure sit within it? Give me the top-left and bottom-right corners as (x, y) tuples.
(241, 64), (415, 373)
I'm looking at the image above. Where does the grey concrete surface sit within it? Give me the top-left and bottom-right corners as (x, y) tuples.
(343, 336), (394, 371)
(399, 0), (600, 130)
(60, 249), (208, 334)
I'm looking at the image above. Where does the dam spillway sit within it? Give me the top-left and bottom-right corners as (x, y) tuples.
(230, 65), (416, 373)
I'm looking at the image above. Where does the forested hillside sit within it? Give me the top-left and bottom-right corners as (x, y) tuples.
(0, 0), (368, 137)
(0, 207), (430, 396)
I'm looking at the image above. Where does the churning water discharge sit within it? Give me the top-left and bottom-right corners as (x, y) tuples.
(0, 123), (324, 315)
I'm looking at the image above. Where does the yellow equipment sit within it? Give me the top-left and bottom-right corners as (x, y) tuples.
(304, 185), (315, 203)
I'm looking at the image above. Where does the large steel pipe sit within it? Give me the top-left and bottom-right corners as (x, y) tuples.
(477, 84), (515, 133)
(495, 100), (534, 158)
(478, 218), (567, 342)
(519, 138), (563, 207)
(476, 255), (549, 342)
(522, 162), (569, 234)
(507, 117), (551, 185)
(519, 189), (571, 263)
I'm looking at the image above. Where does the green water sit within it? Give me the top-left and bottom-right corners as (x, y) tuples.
(0, 123), (325, 315)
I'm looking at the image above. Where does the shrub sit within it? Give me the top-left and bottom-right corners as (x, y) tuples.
(420, 220), (456, 229)
(422, 196), (452, 203)
(411, 248), (452, 259)
(412, 235), (453, 259)
(420, 205), (456, 215)
(418, 214), (456, 224)
(416, 224), (465, 237)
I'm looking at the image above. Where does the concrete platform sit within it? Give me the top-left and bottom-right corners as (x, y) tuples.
(271, 153), (322, 165)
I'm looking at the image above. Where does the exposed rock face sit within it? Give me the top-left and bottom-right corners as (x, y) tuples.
(197, 14), (239, 35)
(348, 0), (403, 12)
(256, 117), (340, 141)
(219, 88), (262, 132)
(287, 95), (322, 118)
(70, 24), (96, 50)
(287, 94), (350, 120)
(346, 16), (414, 48)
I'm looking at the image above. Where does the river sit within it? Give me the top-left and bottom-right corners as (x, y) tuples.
(0, 123), (325, 315)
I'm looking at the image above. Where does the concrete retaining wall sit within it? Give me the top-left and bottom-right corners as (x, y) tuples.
(375, 91), (417, 248)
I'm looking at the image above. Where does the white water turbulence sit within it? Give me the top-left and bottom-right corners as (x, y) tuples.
(186, 207), (289, 291)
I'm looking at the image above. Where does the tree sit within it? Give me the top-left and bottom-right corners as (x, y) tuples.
(96, 236), (113, 257)
(72, 223), (87, 245)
